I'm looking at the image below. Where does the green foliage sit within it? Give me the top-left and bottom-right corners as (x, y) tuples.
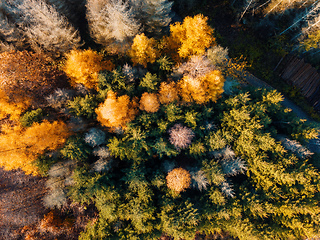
(33, 154), (57, 177)
(20, 108), (44, 127)
(67, 94), (100, 119)
(159, 199), (200, 240)
(139, 72), (160, 93)
(98, 68), (134, 96)
(60, 136), (91, 162)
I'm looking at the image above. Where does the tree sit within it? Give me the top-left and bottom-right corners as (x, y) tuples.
(139, 92), (160, 113)
(96, 90), (138, 131)
(132, 0), (173, 37)
(166, 167), (191, 193)
(158, 81), (179, 104)
(86, 0), (140, 53)
(128, 33), (159, 67)
(178, 70), (225, 104)
(64, 49), (114, 89)
(11, 0), (82, 57)
(168, 123), (195, 150)
(164, 14), (215, 61)
(0, 120), (70, 175)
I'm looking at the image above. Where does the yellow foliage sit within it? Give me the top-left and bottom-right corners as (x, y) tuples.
(64, 49), (114, 89)
(158, 81), (179, 104)
(139, 92), (160, 113)
(166, 167), (191, 193)
(0, 121), (71, 175)
(96, 91), (138, 131)
(179, 70), (225, 104)
(164, 14), (215, 61)
(0, 90), (30, 121)
(128, 33), (159, 67)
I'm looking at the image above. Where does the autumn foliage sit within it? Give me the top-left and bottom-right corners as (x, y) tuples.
(179, 70), (225, 104)
(164, 14), (215, 61)
(166, 167), (191, 193)
(139, 92), (160, 113)
(158, 81), (179, 104)
(64, 49), (114, 89)
(0, 51), (67, 118)
(96, 91), (138, 130)
(0, 121), (70, 175)
(128, 33), (159, 67)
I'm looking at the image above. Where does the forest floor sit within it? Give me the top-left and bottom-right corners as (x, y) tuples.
(0, 167), (47, 239)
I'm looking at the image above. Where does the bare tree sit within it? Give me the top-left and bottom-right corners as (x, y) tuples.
(86, 0), (140, 53)
(10, 0), (82, 57)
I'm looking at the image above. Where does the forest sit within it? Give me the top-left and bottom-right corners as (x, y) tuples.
(0, 0), (320, 239)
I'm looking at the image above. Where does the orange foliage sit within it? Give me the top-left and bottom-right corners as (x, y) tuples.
(128, 33), (159, 67)
(96, 91), (138, 131)
(179, 70), (225, 104)
(0, 121), (71, 175)
(64, 49), (114, 89)
(0, 90), (30, 120)
(166, 167), (191, 193)
(158, 81), (179, 104)
(39, 210), (73, 234)
(0, 51), (67, 118)
(139, 92), (160, 113)
(163, 14), (215, 62)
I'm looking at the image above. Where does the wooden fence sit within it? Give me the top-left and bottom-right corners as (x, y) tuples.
(280, 55), (320, 111)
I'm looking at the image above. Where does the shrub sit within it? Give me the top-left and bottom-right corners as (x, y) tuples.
(166, 167), (191, 193)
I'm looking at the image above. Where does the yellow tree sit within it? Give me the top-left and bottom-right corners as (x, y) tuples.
(0, 121), (71, 175)
(163, 14), (215, 62)
(179, 70), (224, 104)
(96, 90), (138, 130)
(139, 92), (160, 113)
(128, 33), (159, 67)
(64, 49), (114, 89)
(158, 81), (179, 104)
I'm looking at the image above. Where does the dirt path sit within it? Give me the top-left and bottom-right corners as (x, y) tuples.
(0, 168), (47, 239)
